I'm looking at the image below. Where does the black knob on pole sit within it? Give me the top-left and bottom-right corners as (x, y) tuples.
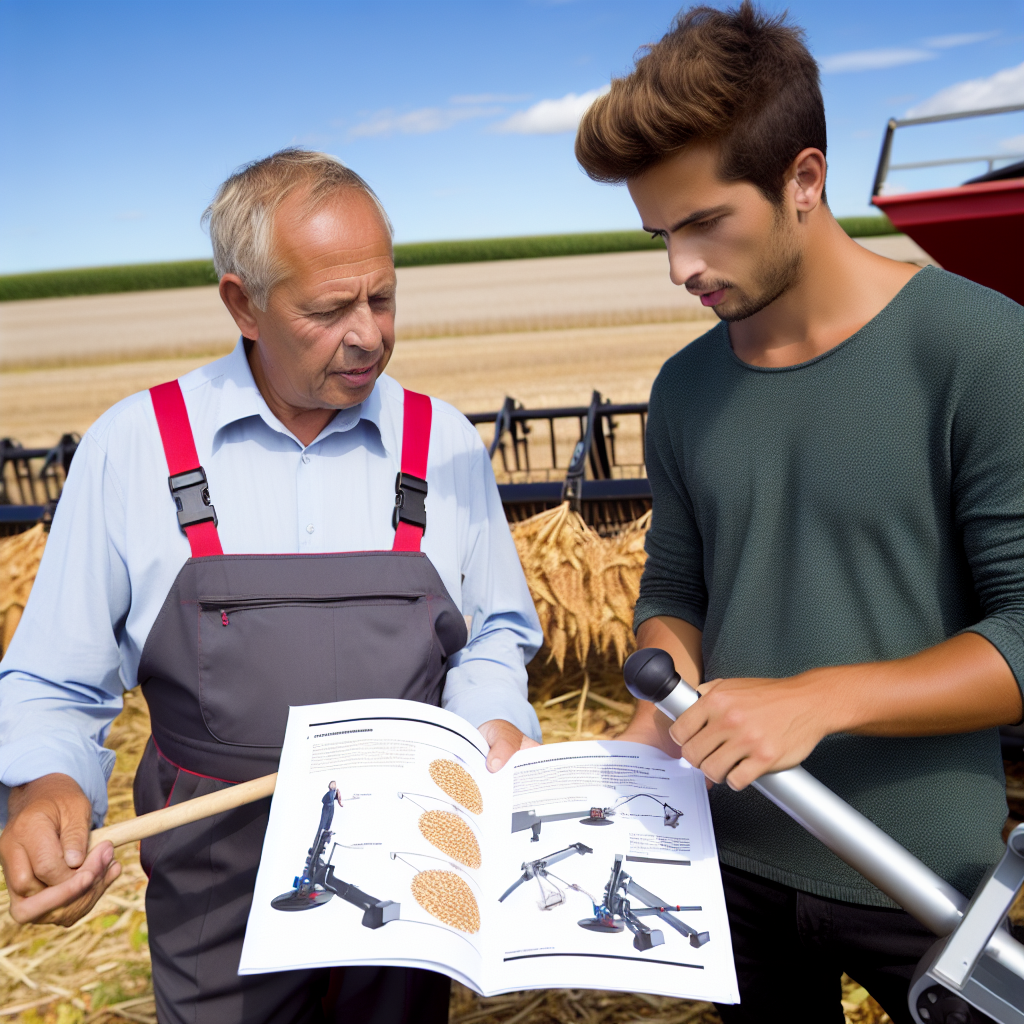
(623, 648), (681, 704)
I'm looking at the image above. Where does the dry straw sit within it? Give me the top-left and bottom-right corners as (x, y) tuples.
(1, 517), (1018, 1024)
(510, 503), (650, 672)
(0, 525), (47, 656)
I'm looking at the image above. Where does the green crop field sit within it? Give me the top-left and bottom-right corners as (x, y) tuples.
(0, 260), (220, 303)
(0, 217), (897, 302)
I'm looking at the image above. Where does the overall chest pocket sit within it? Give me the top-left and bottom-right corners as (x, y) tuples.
(196, 593), (440, 748)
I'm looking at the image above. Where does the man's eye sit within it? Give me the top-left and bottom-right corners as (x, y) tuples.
(649, 232), (663, 241)
(694, 217), (722, 232)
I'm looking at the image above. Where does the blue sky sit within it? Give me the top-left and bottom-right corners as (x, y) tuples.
(2, 0), (1022, 274)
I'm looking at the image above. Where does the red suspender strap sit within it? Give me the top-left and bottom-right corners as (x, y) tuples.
(149, 381), (223, 559)
(392, 389), (432, 553)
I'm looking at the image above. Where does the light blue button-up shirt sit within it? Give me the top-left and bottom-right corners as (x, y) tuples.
(0, 341), (542, 825)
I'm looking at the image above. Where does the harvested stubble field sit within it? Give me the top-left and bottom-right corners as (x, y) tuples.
(0, 607), (911, 1024)
(0, 320), (708, 450)
(1, 318), (1022, 1024)
(5, 517), (1021, 1023)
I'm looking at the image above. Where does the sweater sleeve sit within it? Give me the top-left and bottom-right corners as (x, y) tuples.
(952, 294), (1024, 703)
(633, 367), (708, 635)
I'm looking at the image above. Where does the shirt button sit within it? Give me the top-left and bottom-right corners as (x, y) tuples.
(302, 455), (310, 464)
(306, 524), (315, 534)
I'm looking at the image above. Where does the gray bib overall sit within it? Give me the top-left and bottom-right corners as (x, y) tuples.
(133, 381), (467, 1023)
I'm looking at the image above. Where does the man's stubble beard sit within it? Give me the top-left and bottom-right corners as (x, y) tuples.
(718, 213), (804, 323)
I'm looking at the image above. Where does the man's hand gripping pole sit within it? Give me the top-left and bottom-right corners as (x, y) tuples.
(624, 648), (1024, 1024)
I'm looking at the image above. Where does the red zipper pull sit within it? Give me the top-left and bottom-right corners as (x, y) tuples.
(221, 609), (229, 626)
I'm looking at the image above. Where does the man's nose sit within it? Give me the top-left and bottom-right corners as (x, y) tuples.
(341, 302), (383, 351)
(666, 240), (707, 288)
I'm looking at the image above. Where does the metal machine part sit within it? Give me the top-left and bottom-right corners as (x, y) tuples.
(498, 842), (594, 907)
(512, 807), (608, 841)
(271, 824), (400, 928)
(511, 794), (683, 842)
(466, 391), (651, 534)
(907, 825), (1024, 1024)
(577, 853), (709, 952)
(622, 648), (1024, 1023)
(869, 104), (1024, 305)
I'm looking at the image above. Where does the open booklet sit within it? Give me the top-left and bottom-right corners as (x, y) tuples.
(239, 698), (739, 1004)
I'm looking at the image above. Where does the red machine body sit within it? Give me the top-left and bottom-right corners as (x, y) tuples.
(869, 103), (1024, 306)
(873, 179), (1024, 305)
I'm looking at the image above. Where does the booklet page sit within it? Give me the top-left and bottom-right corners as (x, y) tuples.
(239, 698), (495, 991)
(239, 700), (738, 1004)
(484, 741), (739, 1003)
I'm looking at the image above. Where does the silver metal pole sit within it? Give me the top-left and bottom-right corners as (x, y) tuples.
(651, 682), (1024, 978)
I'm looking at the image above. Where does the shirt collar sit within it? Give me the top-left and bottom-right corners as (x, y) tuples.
(212, 338), (394, 456)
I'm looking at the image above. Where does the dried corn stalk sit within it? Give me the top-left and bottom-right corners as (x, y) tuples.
(512, 503), (650, 671)
(0, 523), (46, 656)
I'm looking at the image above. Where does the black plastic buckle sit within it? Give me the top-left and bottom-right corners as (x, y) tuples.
(168, 467), (218, 530)
(393, 472), (427, 533)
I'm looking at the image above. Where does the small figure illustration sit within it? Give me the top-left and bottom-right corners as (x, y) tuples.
(319, 780), (342, 834)
(271, 784), (399, 928)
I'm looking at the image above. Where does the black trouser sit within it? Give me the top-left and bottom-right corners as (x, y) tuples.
(715, 865), (935, 1024)
(326, 966), (450, 1024)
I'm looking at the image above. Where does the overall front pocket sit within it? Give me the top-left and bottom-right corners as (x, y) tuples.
(196, 593), (438, 747)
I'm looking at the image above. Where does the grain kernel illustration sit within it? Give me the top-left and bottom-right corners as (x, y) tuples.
(418, 810), (481, 869)
(428, 759), (483, 814)
(410, 870), (480, 933)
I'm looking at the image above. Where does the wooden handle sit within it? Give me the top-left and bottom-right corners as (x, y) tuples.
(88, 773), (277, 851)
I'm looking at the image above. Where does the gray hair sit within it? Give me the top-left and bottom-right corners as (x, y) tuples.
(202, 148), (394, 310)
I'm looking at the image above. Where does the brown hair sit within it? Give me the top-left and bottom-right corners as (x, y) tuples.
(575, 2), (826, 203)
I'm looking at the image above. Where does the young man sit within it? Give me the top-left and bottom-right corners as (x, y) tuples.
(576, 4), (1024, 1022)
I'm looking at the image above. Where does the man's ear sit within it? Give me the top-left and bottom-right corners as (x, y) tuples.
(788, 147), (826, 215)
(219, 274), (261, 340)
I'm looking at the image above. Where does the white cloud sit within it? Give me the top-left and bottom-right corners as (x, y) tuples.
(348, 105), (499, 139)
(819, 48), (936, 73)
(905, 61), (1024, 117)
(494, 85), (610, 135)
(450, 93), (530, 105)
(1001, 134), (1024, 152)
(921, 31), (998, 49)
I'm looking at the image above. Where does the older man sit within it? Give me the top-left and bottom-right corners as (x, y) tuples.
(0, 149), (543, 1024)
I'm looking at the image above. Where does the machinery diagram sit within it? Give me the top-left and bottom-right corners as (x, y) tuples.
(577, 854), (709, 952)
(498, 846), (709, 954)
(498, 842), (594, 909)
(512, 792), (684, 841)
(271, 787), (400, 927)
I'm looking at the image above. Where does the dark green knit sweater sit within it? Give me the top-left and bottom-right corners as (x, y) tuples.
(634, 267), (1024, 906)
